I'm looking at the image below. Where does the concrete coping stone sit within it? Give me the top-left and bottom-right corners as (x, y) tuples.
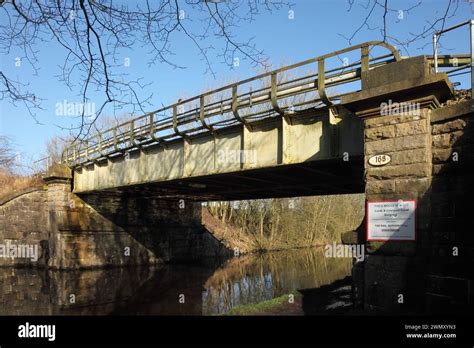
(431, 100), (474, 124)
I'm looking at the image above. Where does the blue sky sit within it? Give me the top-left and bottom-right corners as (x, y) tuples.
(0, 0), (472, 170)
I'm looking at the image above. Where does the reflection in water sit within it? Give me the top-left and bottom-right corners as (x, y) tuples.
(0, 267), (158, 315)
(0, 247), (351, 315)
(202, 248), (352, 314)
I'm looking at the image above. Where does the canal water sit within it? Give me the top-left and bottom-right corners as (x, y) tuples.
(0, 247), (352, 315)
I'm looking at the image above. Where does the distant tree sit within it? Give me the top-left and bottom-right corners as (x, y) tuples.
(44, 135), (74, 164)
(0, 135), (17, 173)
(207, 194), (365, 250)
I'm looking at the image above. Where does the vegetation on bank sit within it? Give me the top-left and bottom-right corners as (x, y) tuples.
(0, 135), (44, 200)
(0, 171), (43, 201)
(205, 195), (365, 252)
(223, 292), (302, 316)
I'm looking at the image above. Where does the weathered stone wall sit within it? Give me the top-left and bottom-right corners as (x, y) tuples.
(63, 192), (207, 268)
(426, 100), (474, 312)
(355, 99), (474, 314)
(51, 191), (227, 269)
(361, 102), (434, 312)
(0, 165), (228, 269)
(343, 55), (474, 313)
(0, 188), (49, 267)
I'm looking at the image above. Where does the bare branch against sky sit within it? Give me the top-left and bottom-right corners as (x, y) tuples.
(340, 0), (459, 55)
(0, 0), (290, 139)
(0, 0), (469, 162)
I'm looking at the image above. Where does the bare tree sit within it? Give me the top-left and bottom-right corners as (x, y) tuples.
(0, 134), (17, 172)
(0, 0), (289, 140)
(206, 195), (365, 251)
(340, 0), (460, 55)
(44, 135), (76, 164)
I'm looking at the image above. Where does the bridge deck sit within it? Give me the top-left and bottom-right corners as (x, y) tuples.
(66, 40), (468, 198)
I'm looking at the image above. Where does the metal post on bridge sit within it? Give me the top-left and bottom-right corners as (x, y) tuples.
(433, 33), (438, 73)
(433, 18), (474, 99)
(470, 19), (474, 96)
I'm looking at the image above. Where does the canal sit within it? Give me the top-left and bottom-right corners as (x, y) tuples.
(0, 247), (352, 315)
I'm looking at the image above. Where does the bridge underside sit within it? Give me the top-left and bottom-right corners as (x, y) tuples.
(72, 106), (365, 199)
(77, 157), (364, 201)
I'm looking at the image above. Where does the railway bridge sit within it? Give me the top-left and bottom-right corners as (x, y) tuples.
(2, 35), (473, 313)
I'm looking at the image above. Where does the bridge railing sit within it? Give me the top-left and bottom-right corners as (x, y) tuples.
(62, 41), (401, 167)
(432, 19), (474, 92)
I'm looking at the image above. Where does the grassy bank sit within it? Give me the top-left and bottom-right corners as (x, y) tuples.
(223, 292), (302, 315)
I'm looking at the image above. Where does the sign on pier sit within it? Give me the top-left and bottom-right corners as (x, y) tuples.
(367, 200), (416, 241)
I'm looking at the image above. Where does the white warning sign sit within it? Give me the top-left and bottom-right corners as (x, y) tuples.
(367, 200), (416, 241)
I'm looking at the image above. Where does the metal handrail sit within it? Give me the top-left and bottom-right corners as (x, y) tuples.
(433, 19), (473, 94)
(62, 41), (401, 167)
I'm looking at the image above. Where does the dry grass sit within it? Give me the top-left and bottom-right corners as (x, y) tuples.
(0, 171), (43, 201)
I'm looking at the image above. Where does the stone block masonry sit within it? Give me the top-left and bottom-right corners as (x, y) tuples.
(360, 99), (474, 313)
(427, 100), (474, 312)
(343, 56), (473, 313)
(0, 188), (49, 267)
(0, 164), (226, 269)
(361, 105), (434, 312)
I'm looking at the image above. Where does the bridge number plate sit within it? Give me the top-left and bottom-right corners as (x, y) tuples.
(367, 200), (416, 241)
(368, 154), (391, 166)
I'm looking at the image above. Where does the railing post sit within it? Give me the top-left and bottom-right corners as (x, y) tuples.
(270, 72), (284, 116)
(113, 126), (118, 151)
(470, 19), (474, 97)
(85, 140), (89, 162)
(249, 86), (253, 108)
(98, 132), (103, 157)
(232, 84), (246, 124)
(149, 113), (157, 141)
(361, 45), (369, 74)
(173, 104), (188, 139)
(361, 44), (370, 89)
(173, 104), (179, 136)
(130, 120), (135, 147)
(199, 94), (213, 131)
(317, 58), (333, 108)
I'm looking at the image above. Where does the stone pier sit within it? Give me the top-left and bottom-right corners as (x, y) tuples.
(343, 56), (474, 313)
